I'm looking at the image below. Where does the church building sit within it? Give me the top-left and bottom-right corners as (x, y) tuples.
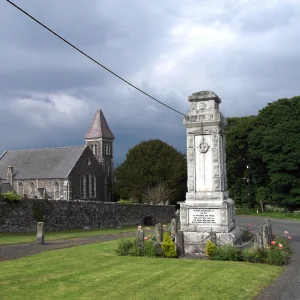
(0, 109), (114, 202)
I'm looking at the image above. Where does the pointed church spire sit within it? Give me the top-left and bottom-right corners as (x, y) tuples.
(85, 109), (114, 139)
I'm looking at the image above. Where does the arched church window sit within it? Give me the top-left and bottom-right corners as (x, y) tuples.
(80, 176), (85, 198)
(106, 163), (110, 176)
(18, 182), (23, 194)
(91, 176), (96, 198)
(30, 181), (35, 196)
(107, 144), (111, 155)
(86, 173), (90, 198)
(95, 144), (98, 156)
(54, 181), (59, 199)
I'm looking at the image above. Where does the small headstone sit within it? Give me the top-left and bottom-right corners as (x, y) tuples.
(136, 229), (144, 249)
(83, 226), (91, 231)
(209, 231), (217, 245)
(175, 231), (185, 257)
(36, 222), (44, 245)
(154, 223), (163, 243)
(254, 232), (263, 249)
(261, 220), (272, 247)
(170, 218), (179, 236)
(266, 219), (273, 241)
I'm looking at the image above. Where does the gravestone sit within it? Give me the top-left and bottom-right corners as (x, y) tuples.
(36, 222), (44, 245)
(170, 218), (179, 236)
(180, 91), (239, 253)
(254, 232), (263, 249)
(137, 228), (144, 248)
(175, 231), (185, 257)
(261, 219), (273, 248)
(154, 223), (163, 243)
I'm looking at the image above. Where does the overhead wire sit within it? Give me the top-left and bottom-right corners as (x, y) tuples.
(6, 0), (186, 117)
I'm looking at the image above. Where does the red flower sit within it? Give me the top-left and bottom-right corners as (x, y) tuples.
(284, 231), (288, 234)
(288, 236), (292, 240)
(247, 223), (251, 227)
(144, 236), (149, 240)
(271, 241), (276, 245)
(278, 244), (283, 249)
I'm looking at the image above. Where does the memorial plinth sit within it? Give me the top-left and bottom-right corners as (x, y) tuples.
(180, 91), (239, 253)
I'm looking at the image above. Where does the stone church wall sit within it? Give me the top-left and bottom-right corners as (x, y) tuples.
(0, 199), (176, 233)
(13, 179), (67, 200)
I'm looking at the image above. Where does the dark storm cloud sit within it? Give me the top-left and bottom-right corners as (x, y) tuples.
(0, 0), (300, 163)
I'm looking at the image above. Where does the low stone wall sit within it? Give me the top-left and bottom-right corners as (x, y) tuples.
(0, 199), (176, 233)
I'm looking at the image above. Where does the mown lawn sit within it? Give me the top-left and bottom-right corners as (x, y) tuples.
(0, 240), (282, 300)
(0, 226), (138, 245)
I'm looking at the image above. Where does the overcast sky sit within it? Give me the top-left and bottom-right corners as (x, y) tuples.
(1, 0), (299, 164)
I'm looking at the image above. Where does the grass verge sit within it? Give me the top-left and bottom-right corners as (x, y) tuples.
(0, 240), (282, 300)
(0, 227), (138, 245)
(237, 211), (300, 221)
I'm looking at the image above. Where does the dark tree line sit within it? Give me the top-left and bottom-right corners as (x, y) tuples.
(226, 96), (300, 210)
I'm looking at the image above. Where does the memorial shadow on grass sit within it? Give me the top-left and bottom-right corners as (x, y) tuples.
(0, 240), (282, 300)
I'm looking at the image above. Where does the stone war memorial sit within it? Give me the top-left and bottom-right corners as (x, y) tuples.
(180, 90), (239, 253)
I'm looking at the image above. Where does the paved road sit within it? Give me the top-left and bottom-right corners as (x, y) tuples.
(236, 216), (300, 300)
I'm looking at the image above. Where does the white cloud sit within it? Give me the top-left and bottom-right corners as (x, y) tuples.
(10, 93), (90, 128)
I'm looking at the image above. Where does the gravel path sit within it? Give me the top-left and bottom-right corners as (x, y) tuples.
(0, 231), (135, 261)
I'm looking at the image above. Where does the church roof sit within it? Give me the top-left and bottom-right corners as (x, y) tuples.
(85, 109), (114, 140)
(0, 146), (86, 180)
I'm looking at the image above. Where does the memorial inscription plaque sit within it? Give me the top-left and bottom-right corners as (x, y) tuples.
(189, 208), (220, 225)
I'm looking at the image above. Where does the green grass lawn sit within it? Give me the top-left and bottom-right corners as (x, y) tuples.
(0, 226), (138, 245)
(238, 211), (300, 221)
(0, 240), (282, 300)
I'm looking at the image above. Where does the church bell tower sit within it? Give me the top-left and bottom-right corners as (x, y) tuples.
(85, 109), (115, 202)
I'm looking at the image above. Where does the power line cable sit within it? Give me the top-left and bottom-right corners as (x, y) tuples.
(6, 0), (186, 116)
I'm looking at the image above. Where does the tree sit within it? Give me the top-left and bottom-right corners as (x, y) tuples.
(226, 116), (257, 206)
(115, 139), (187, 205)
(226, 96), (300, 210)
(142, 182), (172, 204)
(248, 96), (300, 209)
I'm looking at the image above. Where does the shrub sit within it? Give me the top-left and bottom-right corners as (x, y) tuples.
(242, 248), (268, 264)
(162, 232), (176, 258)
(266, 247), (289, 266)
(265, 234), (291, 266)
(274, 235), (290, 252)
(117, 199), (139, 204)
(205, 240), (216, 257)
(116, 238), (135, 256)
(0, 192), (20, 202)
(235, 206), (256, 215)
(142, 182), (172, 205)
(143, 240), (163, 257)
(210, 245), (243, 261)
